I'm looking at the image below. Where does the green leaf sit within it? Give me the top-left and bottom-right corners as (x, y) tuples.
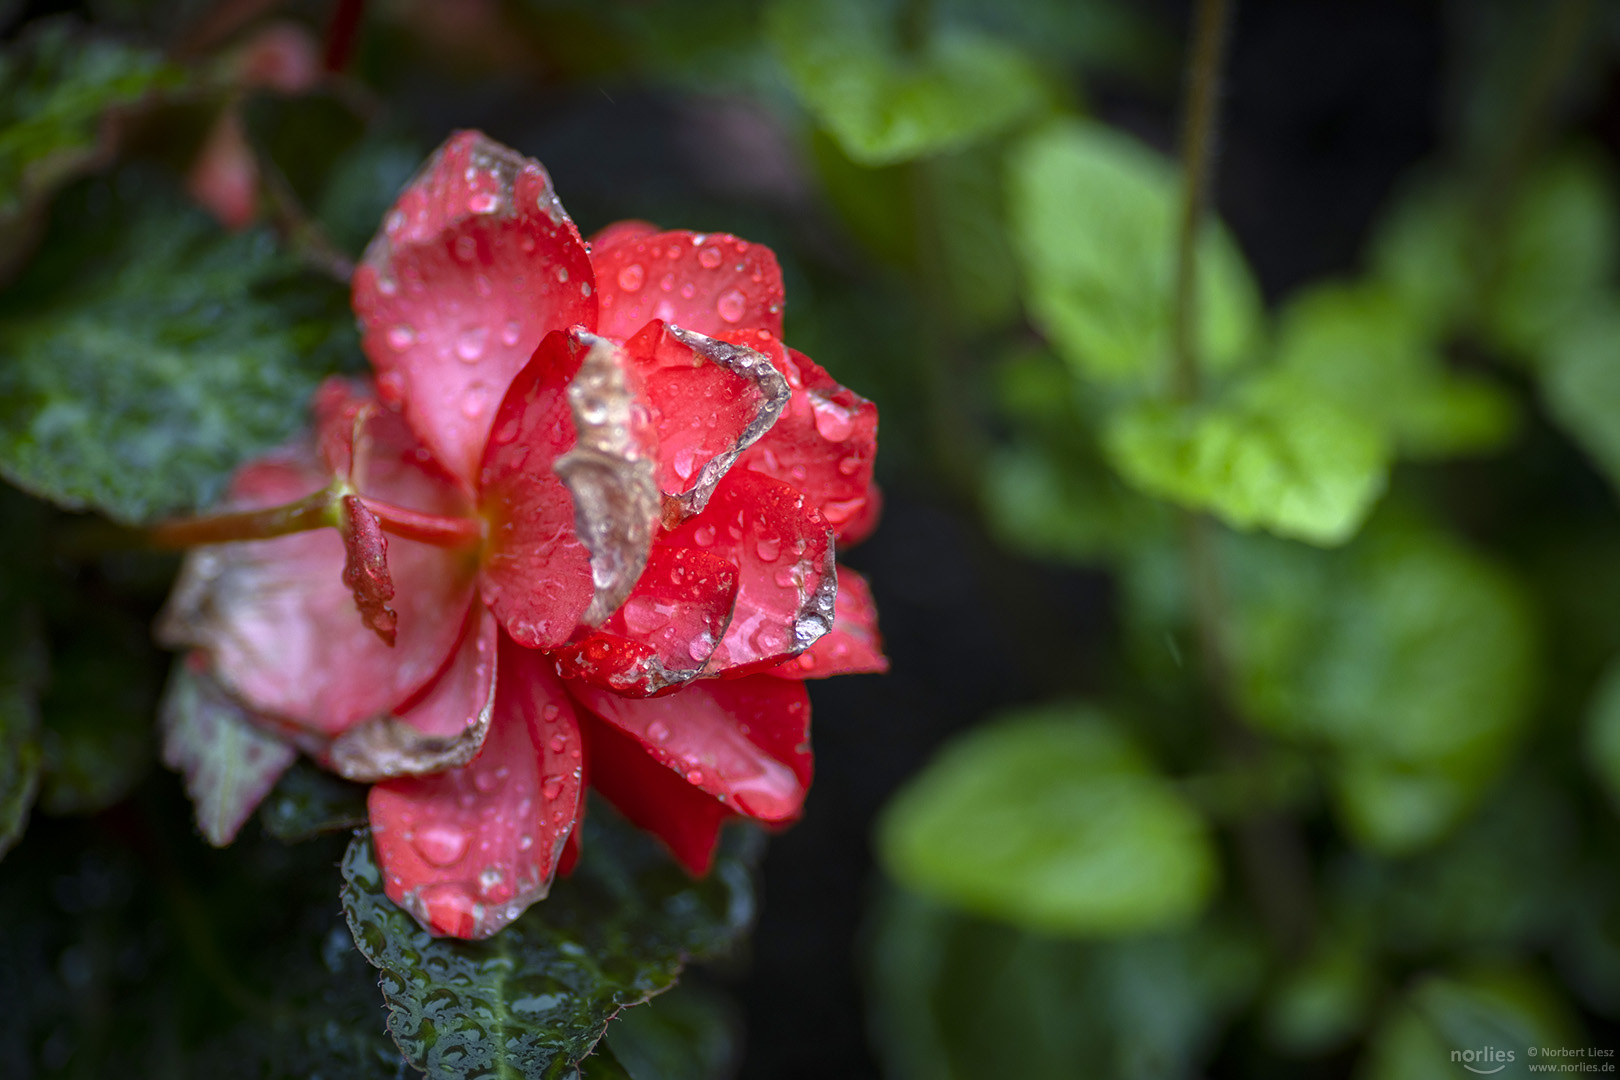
(1228, 526), (1538, 853)
(866, 886), (1262, 1080)
(0, 20), (186, 224)
(877, 705), (1218, 936)
(0, 614), (46, 861)
(1263, 936), (1377, 1057)
(603, 982), (740, 1080)
(1584, 658), (1620, 817)
(1360, 969), (1579, 1080)
(1103, 375), (1390, 546)
(1542, 302), (1620, 495)
(259, 758), (370, 843)
(159, 662), (297, 847)
(0, 170), (355, 524)
(1275, 281), (1517, 459)
(1008, 119), (1262, 386)
(768, 0), (1046, 166)
(341, 807), (760, 1080)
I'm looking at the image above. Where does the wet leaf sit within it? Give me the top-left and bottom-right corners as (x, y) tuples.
(0, 170), (355, 524)
(1008, 119), (1262, 387)
(341, 802), (760, 1079)
(259, 758), (369, 842)
(768, 0), (1046, 166)
(878, 705), (1218, 936)
(603, 982), (740, 1080)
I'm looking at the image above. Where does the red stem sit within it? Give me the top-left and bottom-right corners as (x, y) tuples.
(357, 497), (484, 548)
(149, 489), (482, 550)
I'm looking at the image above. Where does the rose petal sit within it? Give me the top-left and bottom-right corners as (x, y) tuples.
(553, 546), (739, 696)
(837, 481), (883, 548)
(568, 675), (811, 823)
(768, 565), (888, 679)
(478, 329), (660, 648)
(623, 320), (789, 520)
(662, 469), (836, 676)
(338, 495), (397, 645)
(592, 229), (784, 342)
(589, 219), (661, 254)
(187, 107), (259, 230)
(158, 449), (476, 735)
(312, 378), (471, 515)
(328, 604), (499, 781)
(369, 636), (584, 939)
(581, 711), (731, 875)
(725, 330), (879, 543)
(353, 130), (597, 486)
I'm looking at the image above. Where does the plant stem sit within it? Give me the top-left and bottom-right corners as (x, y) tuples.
(149, 490), (482, 550)
(1168, 0), (1316, 953)
(1170, 0), (1233, 402)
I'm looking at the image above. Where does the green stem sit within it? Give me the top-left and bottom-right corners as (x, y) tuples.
(1170, 0), (1233, 402)
(149, 489), (482, 550)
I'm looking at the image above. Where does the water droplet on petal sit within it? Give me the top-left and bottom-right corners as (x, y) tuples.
(387, 324), (416, 350)
(521, 234), (537, 253)
(462, 382), (491, 419)
(413, 824), (469, 867)
(453, 235), (477, 263)
(518, 834), (534, 851)
(617, 264), (646, 292)
(377, 370), (406, 403)
(680, 282), (696, 299)
(647, 719), (671, 743)
(698, 246), (723, 269)
(542, 775), (565, 801)
(755, 536), (781, 562)
(468, 191), (499, 214)
(684, 769), (704, 785)
(456, 325), (488, 362)
(673, 446), (698, 481)
(475, 273), (493, 297)
(549, 734), (568, 754)
(838, 455), (862, 476)
(811, 395), (856, 440)
(543, 703), (560, 721)
(716, 289), (746, 324)
(501, 320), (522, 346)
(693, 524), (716, 546)
(555, 266), (569, 282)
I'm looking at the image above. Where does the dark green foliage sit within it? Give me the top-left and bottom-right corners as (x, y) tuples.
(341, 809), (760, 1079)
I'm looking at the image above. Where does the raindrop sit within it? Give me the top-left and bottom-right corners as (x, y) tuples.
(716, 289), (747, 324)
(542, 775), (565, 800)
(755, 536), (781, 562)
(693, 524), (717, 546)
(555, 266), (569, 282)
(543, 703), (560, 721)
(386, 324), (416, 350)
(386, 210), (405, 234)
(680, 282), (696, 299)
(518, 834), (534, 851)
(456, 325), (489, 362)
(617, 264), (646, 292)
(461, 382), (492, 419)
(838, 455), (862, 476)
(623, 595), (668, 635)
(660, 273), (676, 293)
(378, 276), (398, 296)
(521, 235), (537, 253)
(475, 274), (493, 297)
(549, 734), (568, 754)
(473, 770), (500, 794)
(412, 823), (470, 867)
(378, 370), (407, 403)
(468, 192), (499, 214)
(698, 246), (723, 269)
(647, 719), (671, 744)
(673, 447), (698, 481)
(453, 235), (477, 263)
(812, 396), (856, 440)
(500, 320), (522, 346)
(684, 769), (704, 785)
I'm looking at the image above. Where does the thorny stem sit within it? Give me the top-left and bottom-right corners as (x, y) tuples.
(1169, 0), (1316, 953)
(1170, 0), (1233, 403)
(148, 488), (482, 550)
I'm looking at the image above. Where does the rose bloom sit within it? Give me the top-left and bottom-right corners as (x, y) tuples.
(158, 131), (885, 939)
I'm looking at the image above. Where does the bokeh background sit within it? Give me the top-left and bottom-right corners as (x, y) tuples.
(4, 1), (1620, 1078)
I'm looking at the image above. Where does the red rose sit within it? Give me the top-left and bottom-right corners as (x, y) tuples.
(159, 131), (885, 939)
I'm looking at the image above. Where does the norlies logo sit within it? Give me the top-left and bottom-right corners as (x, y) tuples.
(1453, 1046), (1517, 1074)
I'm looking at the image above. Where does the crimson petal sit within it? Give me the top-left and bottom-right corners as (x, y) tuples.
(769, 565), (888, 679)
(568, 675), (811, 823)
(158, 450), (475, 736)
(478, 329), (660, 648)
(593, 229), (784, 342)
(726, 331), (879, 542)
(554, 546), (739, 697)
(353, 130), (597, 486)
(662, 469), (836, 676)
(624, 319), (789, 520)
(581, 712), (731, 875)
(328, 604), (498, 781)
(368, 636), (584, 939)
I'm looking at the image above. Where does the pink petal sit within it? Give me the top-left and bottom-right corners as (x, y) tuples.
(768, 565), (888, 679)
(553, 546), (739, 697)
(581, 711), (732, 875)
(158, 448), (475, 735)
(568, 675), (811, 823)
(352, 130), (597, 486)
(187, 107), (258, 230)
(327, 604), (499, 781)
(592, 229), (784, 342)
(369, 636), (584, 939)
(478, 329), (660, 648)
(589, 219), (661, 254)
(338, 494), (397, 645)
(662, 469), (836, 676)
(725, 330), (879, 543)
(623, 319), (789, 520)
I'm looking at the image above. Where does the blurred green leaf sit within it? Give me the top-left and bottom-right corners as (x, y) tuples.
(866, 886), (1262, 1080)
(0, 613), (46, 862)
(768, 0), (1047, 166)
(159, 662), (297, 847)
(0, 170), (355, 524)
(1584, 658), (1620, 817)
(1263, 936), (1378, 1057)
(1275, 281), (1517, 459)
(931, 144), (1022, 331)
(341, 807), (759, 1080)
(604, 981), (740, 1080)
(0, 20), (185, 224)
(1359, 969), (1578, 1080)
(258, 758), (370, 843)
(1542, 302), (1620, 496)
(1103, 375), (1390, 546)
(1008, 119), (1262, 386)
(877, 705), (1218, 936)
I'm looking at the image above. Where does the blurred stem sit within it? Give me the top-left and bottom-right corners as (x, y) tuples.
(1169, 0), (1316, 953)
(149, 488), (482, 549)
(1170, 0), (1233, 402)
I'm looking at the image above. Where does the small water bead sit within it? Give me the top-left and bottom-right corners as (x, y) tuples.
(543, 703), (560, 721)
(672, 447), (698, 481)
(467, 191), (499, 214)
(660, 273), (676, 293)
(755, 536), (781, 562)
(521, 234), (537, 253)
(666, 244), (683, 259)
(655, 300), (677, 322)
(542, 775), (565, 800)
(686, 769), (704, 785)
(647, 719), (671, 744)
(698, 246), (723, 269)
(555, 265), (569, 283)
(475, 273), (493, 297)
(412, 823), (470, 867)
(377, 276), (398, 296)
(716, 289), (747, 324)
(473, 770), (500, 794)
(622, 595), (668, 635)
(461, 382), (492, 419)
(377, 370), (407, 403)
(500, 320), (522, 346)
(453, 235), (478, 263)
(386, 210), (406, 234)
(456, 325), (489, 362)
(680, 282), (696, 299)
(518, 834), (534, 851)
(387, 324), (416, 350)
(693, 524), (717, 546)
(811, 395), (856, 440)
(838, 455), (862, 476)
(549, 734), (568, 754)
(617, 263), (646, 292)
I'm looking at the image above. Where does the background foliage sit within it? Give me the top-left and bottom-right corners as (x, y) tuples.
(2, 0), (1620, 1077)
